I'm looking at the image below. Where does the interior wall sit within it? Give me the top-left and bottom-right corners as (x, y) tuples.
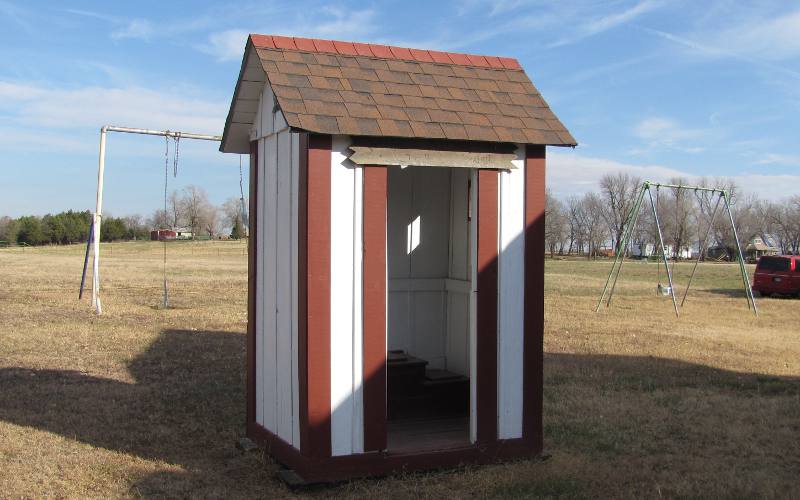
(387, 166), (471, 376)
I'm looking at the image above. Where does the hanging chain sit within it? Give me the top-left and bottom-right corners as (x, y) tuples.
(163, 133), (171, 308)
(164, 134), (170, 227)
(173, 132), (180, 177)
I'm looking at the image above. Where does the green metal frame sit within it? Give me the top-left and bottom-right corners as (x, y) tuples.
(595, 181), (758, 317)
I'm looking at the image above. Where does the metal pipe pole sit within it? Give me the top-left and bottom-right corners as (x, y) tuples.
(680, 193), (722, 307)
(606, 184), (647, 307)
(91, 126), (107, 314)
(596, 183), (646, 311)
(646, 182), (723, 193)
(648, 187), (679, 317)
(104, 125), (221, 141)
(722, 192), (758, 316)
(88, 124), (222, 315)
(79, 222), (94, 299)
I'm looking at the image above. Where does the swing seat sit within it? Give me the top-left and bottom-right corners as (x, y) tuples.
(657, 283), (672, 296)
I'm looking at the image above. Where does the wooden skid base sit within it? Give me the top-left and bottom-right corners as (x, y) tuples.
(249, 422), (542, 483)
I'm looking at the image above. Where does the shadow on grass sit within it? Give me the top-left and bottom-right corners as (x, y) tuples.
(0, 330), (798, 496)
(0, 329), (278, 496)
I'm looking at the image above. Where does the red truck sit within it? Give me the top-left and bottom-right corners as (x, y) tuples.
(752, 255), (800, 297)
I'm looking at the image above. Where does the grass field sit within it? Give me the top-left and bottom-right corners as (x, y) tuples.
(1, 241), (798, 498)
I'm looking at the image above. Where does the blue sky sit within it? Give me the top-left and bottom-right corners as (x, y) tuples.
(1, 0), (798, 217)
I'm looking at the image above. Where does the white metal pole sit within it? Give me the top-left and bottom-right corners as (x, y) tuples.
(87, 125), (221, 314)
(92, 126), (107, 314)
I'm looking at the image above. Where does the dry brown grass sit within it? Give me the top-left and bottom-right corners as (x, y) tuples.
(0, 242), (798, 498)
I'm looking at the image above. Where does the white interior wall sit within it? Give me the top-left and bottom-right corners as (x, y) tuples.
(252, 83), (300, 449)
(387, 166), (471, 376)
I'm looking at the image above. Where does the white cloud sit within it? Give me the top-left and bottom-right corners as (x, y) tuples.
(712, 9), (800, 62)
(549, 0), (662, 48)
(111, 19), (155, 41)
(548, 150), (800, 200)
(203, 29), (250, 62)
(202, 8), (378, 62)
(644, 12), (800, 81)
(0, 81), (226, 135)
(547, 150), (688, 197)
(632, 117), (708, 154)
(755, 153), (800, 168)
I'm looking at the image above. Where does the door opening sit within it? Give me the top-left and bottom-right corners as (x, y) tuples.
(385, 165), (473, 452)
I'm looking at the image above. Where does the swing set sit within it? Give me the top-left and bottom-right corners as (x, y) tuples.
(596, 181), (758, 317)
(80, 125), (227, 315)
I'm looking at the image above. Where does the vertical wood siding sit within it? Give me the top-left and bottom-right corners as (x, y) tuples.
(253, 83), (301, 448)
(497, 146), (526, 439)
(247, 140), (259, 436)
(303, 134), (332, 458)
(362, 166), (388, 452)
(476, 169), (499, 444)
(330, 135), (365, 456)
(523, 145), (546, 450)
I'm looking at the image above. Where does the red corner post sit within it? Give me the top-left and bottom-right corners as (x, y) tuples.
(523, 145), (546, 451)
(246, 140), (259, 435)
(476, 169), (499, 444)
(362, 166), (388, 452)
(299, 134), (332, 458)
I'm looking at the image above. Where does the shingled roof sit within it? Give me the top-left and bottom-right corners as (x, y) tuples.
(220, 34), (576, 152)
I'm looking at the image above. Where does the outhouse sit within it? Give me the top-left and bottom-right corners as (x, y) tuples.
(220, 34), (575, 482)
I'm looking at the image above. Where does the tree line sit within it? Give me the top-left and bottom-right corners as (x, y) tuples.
(545, 173), (800, 260)
(0, 185), (248, 246)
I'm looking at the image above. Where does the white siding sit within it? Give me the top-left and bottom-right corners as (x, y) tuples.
(253, 83), (300, 449)
(497, 145), (526, 439)
(290, 132), (300, 447)
(275, 128), (293, 442)
(255, 91), (265, 428)
(262, 132), (278, 433)
(329, 135), (364, 456)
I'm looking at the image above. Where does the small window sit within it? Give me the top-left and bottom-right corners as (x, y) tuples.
(757, 257), (790, 271)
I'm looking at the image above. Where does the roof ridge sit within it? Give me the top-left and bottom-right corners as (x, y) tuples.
(250, 34), (522, 70)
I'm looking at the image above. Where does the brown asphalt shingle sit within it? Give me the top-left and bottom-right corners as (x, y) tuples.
(250, 36), (575, 146)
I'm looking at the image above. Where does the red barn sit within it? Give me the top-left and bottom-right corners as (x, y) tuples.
(220, 34), (575, 482)
(150, 229), (176, 241)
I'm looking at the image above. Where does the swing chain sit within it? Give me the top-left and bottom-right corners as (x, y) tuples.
(173, 132), (180, 177)
(164, 134), (170, 226)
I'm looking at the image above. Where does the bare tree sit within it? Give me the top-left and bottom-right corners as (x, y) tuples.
(180, 185), (214, 239)
(658, 177), (696, 259)
(545, 190), (568, 257)
(168, 190), (182, 229)
(762, 196), (800, 255)
(579, 192), (608, 259)
(566, 195), (585, 255)
(222, 196), (247, 236)
(202, 205), (222, 239)
(149, 209), (168, 229)
(599, 172), (641, 252)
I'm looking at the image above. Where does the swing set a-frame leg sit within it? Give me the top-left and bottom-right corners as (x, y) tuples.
(647, 187), (680, 317)
(595, 183), (647, 312)
(722, 192), (759, 317)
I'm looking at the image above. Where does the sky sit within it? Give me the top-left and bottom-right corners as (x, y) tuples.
(0, 0), (798, 218)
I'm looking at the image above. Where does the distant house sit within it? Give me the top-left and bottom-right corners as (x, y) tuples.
(150, 229), (176, 241)
(746, 236), (779, 262)
(150, 228), (194, 241)
(631, 242), (692, 259)
(174, 229), (194, 240)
